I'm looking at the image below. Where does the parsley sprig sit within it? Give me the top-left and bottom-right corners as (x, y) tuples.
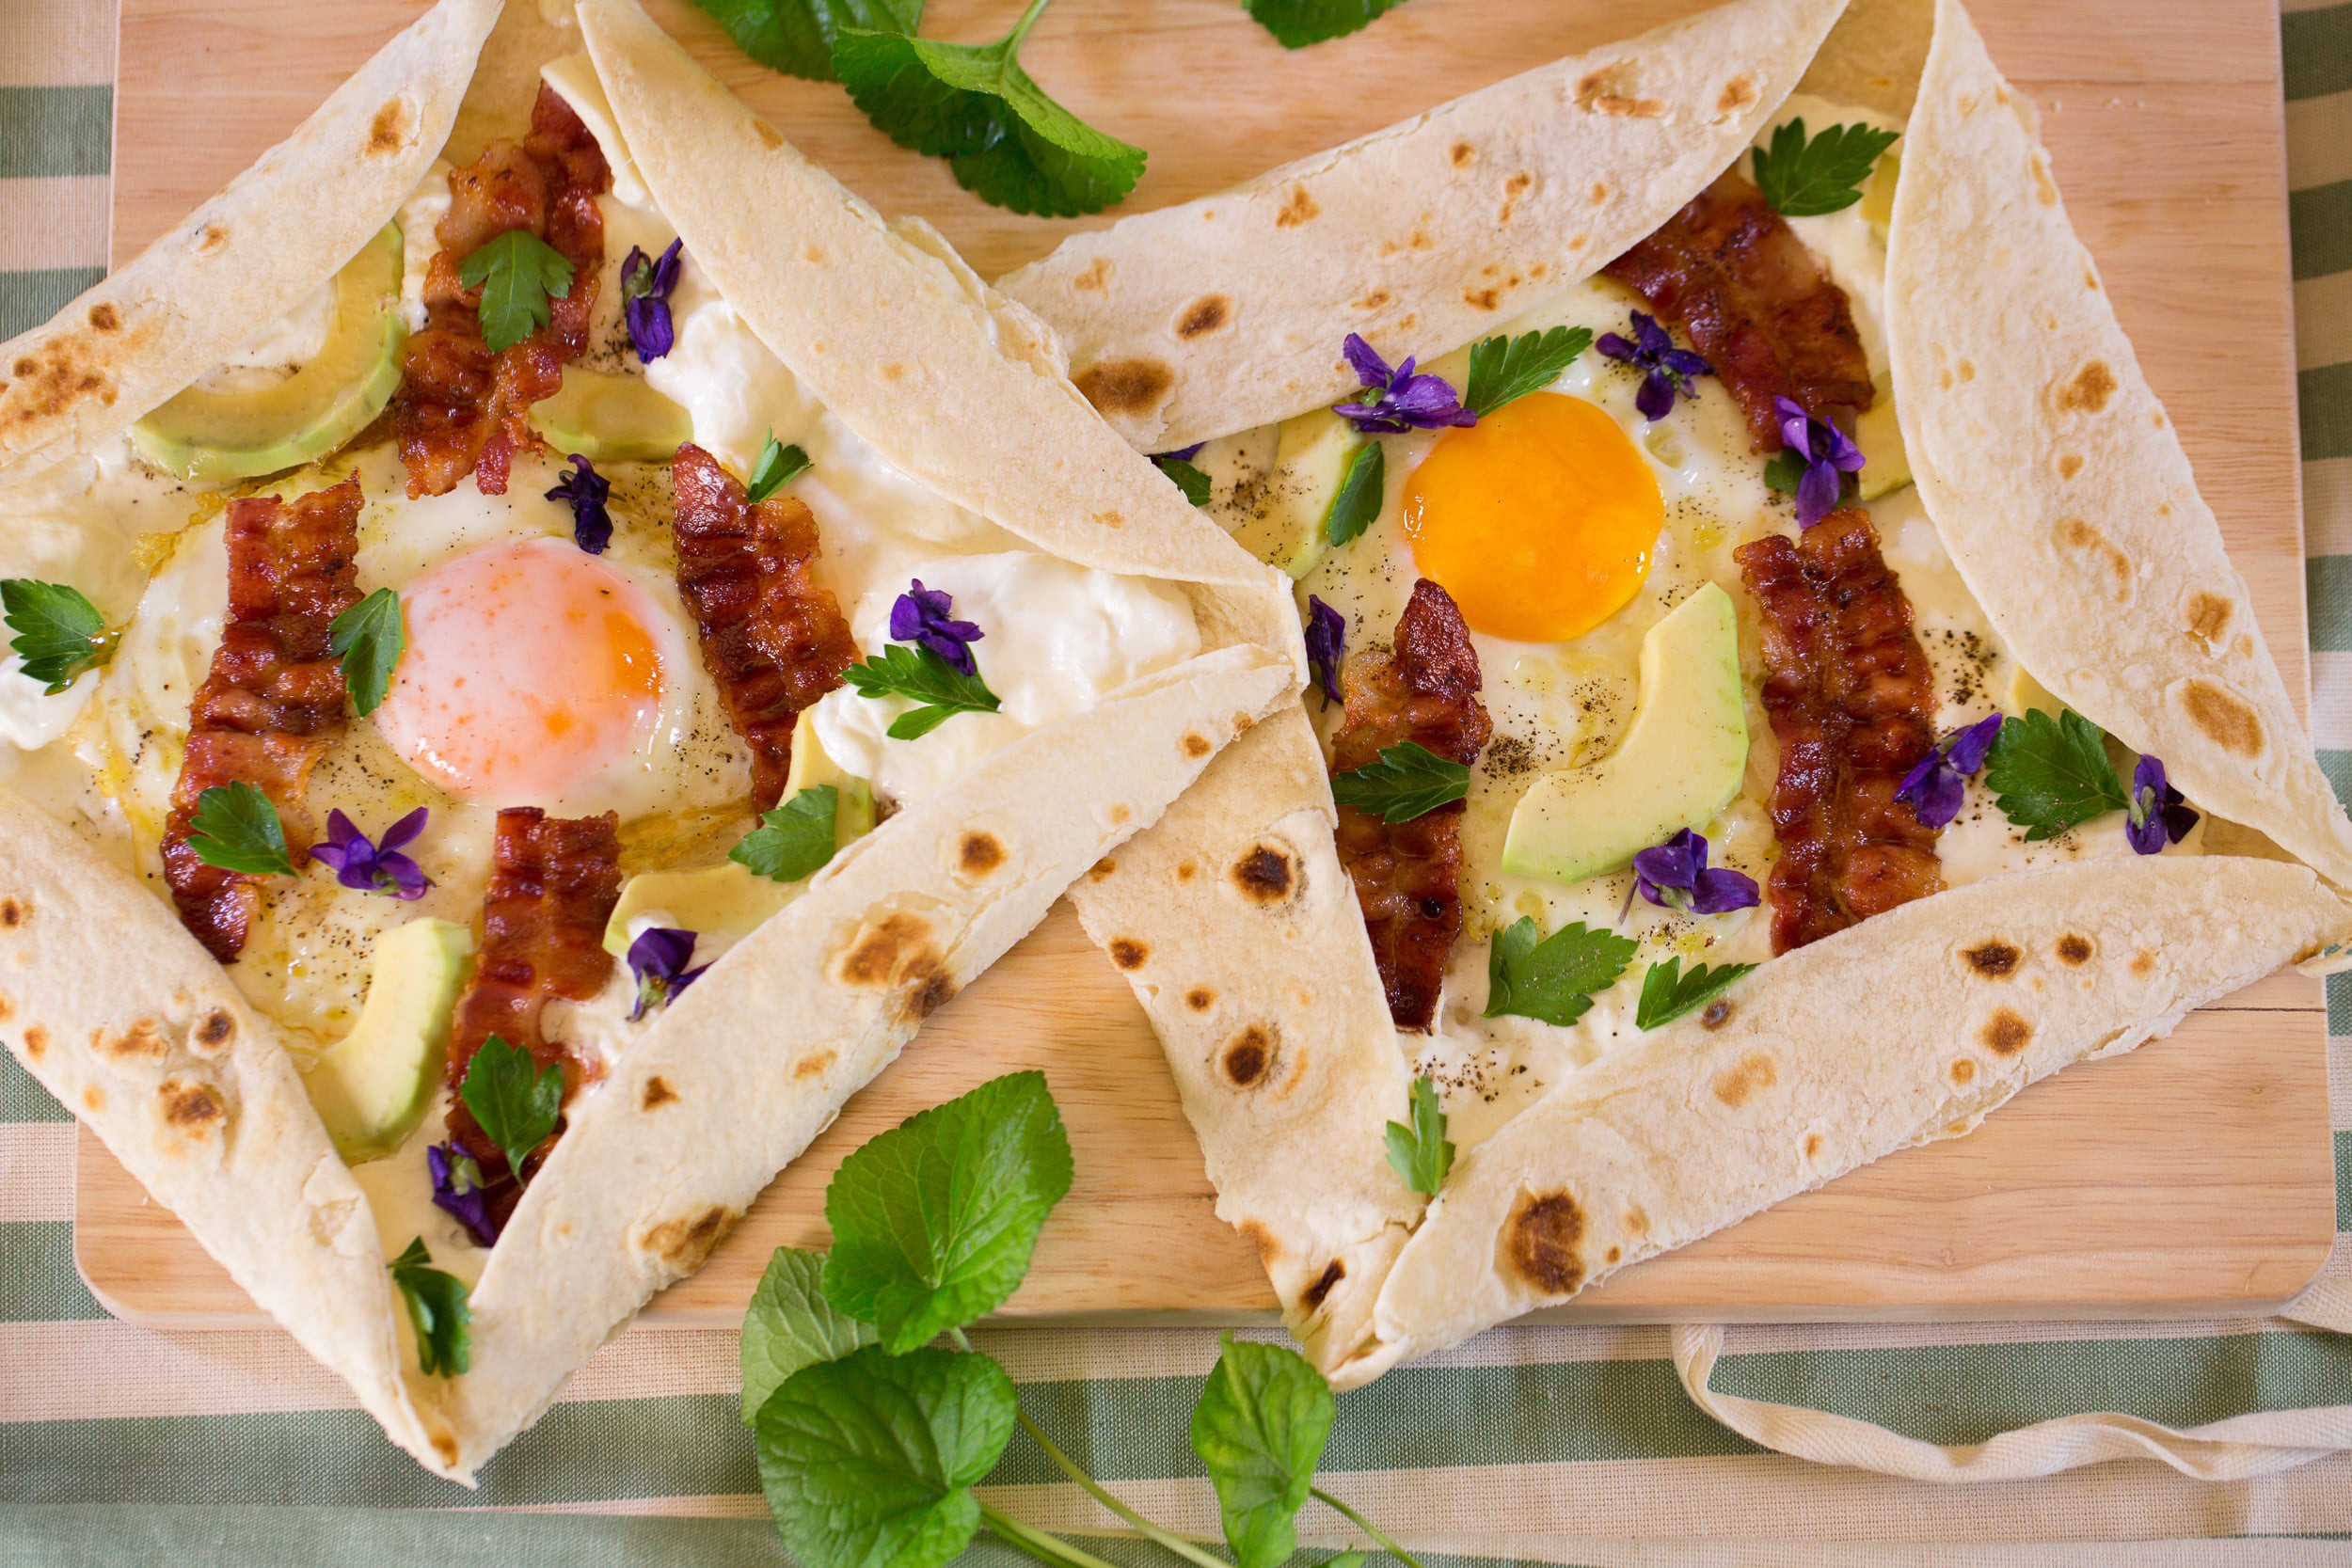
(733, 785), (841, 883)
(845, 641), (1001, 740)
(1634, 956), (1756, 1031)
(1383, 1073), (1454, 1196)
(1246, 0), (1413, 48)
(689, 0), (923, 82)
(328, 588), (404, 717)
(1484, 916), (1635, 1029)
(1982, 708), (2130, 841)
(746, 433), (813, 502)
(1329, 739), (1468, 823)
(834, 0), (1145, 218)
(1322, 441), (1385, 548)
(458, 1035), (564, 1180)
(741, 1072), (1425, 1568)
(184, 782), (297, 878)
(389, 1237), (470, 1378)
(1153, 454), (1212, 507)
(458, 230), (576, 354)
(1, 578), (117, 693)
(1463, 326), (1594, 418)
(1750, 119), (1901, 218)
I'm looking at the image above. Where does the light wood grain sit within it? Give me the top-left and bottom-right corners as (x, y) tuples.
(81, 0), (2333, 1330)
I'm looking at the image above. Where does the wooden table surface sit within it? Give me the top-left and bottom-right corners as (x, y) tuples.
(79, 0), (2334, 1328)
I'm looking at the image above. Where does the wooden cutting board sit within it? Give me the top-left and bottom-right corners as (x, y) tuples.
(80, 0), (2333, 1329)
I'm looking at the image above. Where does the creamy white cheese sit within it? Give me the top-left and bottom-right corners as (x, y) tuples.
(395, 162), (453, 334)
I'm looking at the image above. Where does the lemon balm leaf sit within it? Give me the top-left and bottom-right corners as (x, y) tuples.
(458, 230), (575, 354)
(740, 1246), (878, 1423)
(328, 588), (404, 718)
(690, 0), (922, 82)
(185, 782), (297, 878)
(1190, 1334), (1335, 1568)
(0, 578), (115, 693)
(1244, 0), (1411, 48)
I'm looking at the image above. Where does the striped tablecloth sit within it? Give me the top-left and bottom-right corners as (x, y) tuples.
(8, 1), (2352, 1560)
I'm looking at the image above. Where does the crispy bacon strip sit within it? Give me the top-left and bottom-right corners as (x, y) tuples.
(1736, 510), (1943, 953)
(1605, 170), (1874, 450)
(395, 84), (610, 499)
(445, 807), (622, 1185)
(670, 443), (858, 811)
(1331, 579), (1492, 1032)
(160, 479), (362, 963)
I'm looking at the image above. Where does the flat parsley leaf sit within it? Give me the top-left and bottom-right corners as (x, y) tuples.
(389, 1237), (470, 1377)
(844, 642), (1002, 741)
(457, 230), (576, 355)
(1321, 440), (1384, 547)
(1982, 708), (2127, 841)
(834, 0), (1146, 218)
(1634, 956), (1757, 1031)
(1189, 1333), (1335, 1568)
(1383, 1073), (1453, 1196)
(328, 588), (404, 717)
(1154, 454), (1212, 507)
(1750, 119), (1902, 218)
(1328, 739), (1467, 824)
(690, 0), (921, 82)
(186, 782), (296, 878)
(1245, 0), (1411, 49)
(740, 1246), (877, 1423)
(755, 1345), (1015, 1568)
(732, 785), (840, 883)
(820, 1070), (1073, 1354)
(458, 1034), (564, 1180)
(1463, 325), (1594, 418)
(0, 578), (115, 693)
(1484, 916), (1636, 1028)
(746, 434), (813, 502)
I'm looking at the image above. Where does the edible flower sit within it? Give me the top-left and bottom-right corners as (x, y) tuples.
(2124, 753), (2200, 855)
(427, 1142), (499, 1247)
(621, 238), (684, 362)
(1303, 594), (1345, 707)
(1772, 396), (1866, 530)
(889, 579), (985, 676)
(1632, 828), (1759, 917)
(627, 926), (710, 1022)
(1155, 442), (1204, 463)
(1895, 714), (2004, 830)
(545, 453), (612, 555)
(1332, 333), (1477, 435)
(1596, 310), (1712, 420)
(307, 808), (431, 900)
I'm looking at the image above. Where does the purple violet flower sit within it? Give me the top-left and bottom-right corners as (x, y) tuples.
(545, 453), (612, 555)
(427, 1141), (499, 1247)
(627, 927), (709, 1022)
(2124, 754), (2200, 855)
(889, 578), (985, 676)
(1304, 594), (1345, 708)
(1155, 443), (1204, 463)
(1632, 828), (1760, 917)
(1596, 310), (1712, 421)
(1895, 714), (2005, 830)
(1331, 333), (1477, 436)
(621, 239), (684, 362)
(307, 808), (431, 899)
(1773, 396), (1867, 530)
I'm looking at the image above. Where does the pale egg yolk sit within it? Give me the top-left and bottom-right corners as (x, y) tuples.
(1401, 391), (1665, 642)
(376, 536), (665, 806)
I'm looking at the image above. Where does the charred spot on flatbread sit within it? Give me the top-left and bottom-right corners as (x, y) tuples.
(837, 912), (934, 987)
(2056, 933), (2094, 967)
(160, 1078), (225, 1132)
(1803, 1132), (1824, 1160)
(958, 832), (1005, 877)
(1711, 1051), (1776, 1109)
(1073, 256), (1111, 292)
(1238, 1220), (1281, 1264)
(905, 966), (957, 1022)
(1185, 988), (1215, 1011)
(1183, 732), (1213, 759)
(1572, 64), (1665, 119)
(639, 1205), (739, 1275)
(194, 1008), (235, 1053)
(21, 1025), (47, 1060)
(0, 896), (23, 928)
(82, 1085), (103, 1114)
(1300, 1259), (1345, 1310)
(2054, 359), (2116, 415)
(2132, 950), (2159, 979)
(2057, 452), (2084, 479)
(2180, 678), (2263, 757)
(1073, 357), (1175, 420)
(1963, 939), (2021, 978)
(87, 303), (119, 334)
(1450, 141), (1477, 168)
(2055, 516), (2134, 600)
(97, 1019), (172, 1063)
(1275, 184), (1319, 228)
(1980, 1007), (2033, 1056)
(1222, 1024), (1275, 1087)
(1716, 72), (1758, 118)
(1174, 295), (1232, 340)
(794, 1049), (835, 1081)
(1175, 861), (1199, 883)
(2184, 592), (2234, 653)
(1503, 1190), (1586, 1297)
(1950, 1058), (1977, 1085)
(1231, 845), (1296, 907)
(0, 996), (11, 1022)
(366, 98), (412, 157)
(198, 222), (230, 255)
(1089, 857), (1118, 883)
(1108, 938), (1148, 971)
(1498, 171), (1536, 225)
(641, 1075), (678, 1110)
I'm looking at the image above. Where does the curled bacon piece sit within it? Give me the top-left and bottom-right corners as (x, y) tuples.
(1736, 510), (1943, 953)
(160, 479), (362, 963)
(1605, 171), (1874, 450)
(445, 808), (622, 1187)
(395, 84), (611, 499)
(1330, 579), (1492, 1032)
(671, 443), (858, 811)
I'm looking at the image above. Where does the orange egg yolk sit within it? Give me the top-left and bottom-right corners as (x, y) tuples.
(1401, 391), (1665, 642)
(375, 537), (665, 806)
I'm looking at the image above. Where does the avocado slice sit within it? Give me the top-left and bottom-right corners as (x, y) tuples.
(133, 223), (405, 483)
(1502, 583), (1749, 886)
(304, 917), (475, 1164)
(780, 721), (875, 846)
(1230, 408), (1359, 579)
(1853, 392), (1912, 502)
(527, 368), (693, 464)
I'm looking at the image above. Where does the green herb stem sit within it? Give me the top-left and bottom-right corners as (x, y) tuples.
(980, 1504), (1127, 1568)
(1004, 0), (1056, 52)
(1311, 1487), (1424, 1568)
(1014, 1405), (1231, 1568)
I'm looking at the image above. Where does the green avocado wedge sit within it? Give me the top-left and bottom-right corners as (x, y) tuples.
(1230, 408), (1359, 579)
(304, 917), (475, 1164)
(527, 367), (693, 464)
(133, 223), (406, 483)
(1502, 582), (1749, 886)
